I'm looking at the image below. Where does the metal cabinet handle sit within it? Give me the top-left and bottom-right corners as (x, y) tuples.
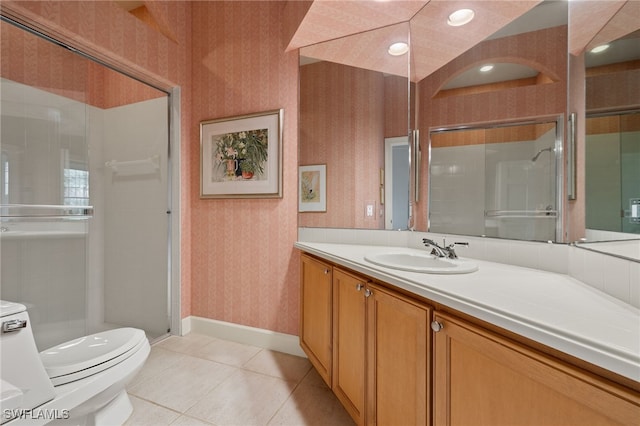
(356, 283), (364, 291)
(431, 321), (444, 332)
(2, 319), (27, 333)
(324, 269), (330, 274)
(364, 289), (373, 298)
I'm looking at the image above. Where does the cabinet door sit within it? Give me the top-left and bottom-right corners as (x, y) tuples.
(300, 254), (333, 386)
(367, 283), (430, 426)
(433, 312), (640, 426)
(333, 268), (367, 425)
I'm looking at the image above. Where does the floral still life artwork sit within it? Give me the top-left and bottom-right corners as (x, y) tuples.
(200, 109), (282, 199)
(213, 128), (269, 181)
(298, 164), (326, 212)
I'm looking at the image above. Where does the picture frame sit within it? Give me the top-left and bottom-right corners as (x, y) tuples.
(200, 109), (283, 198)
(299, 164), (326, 212)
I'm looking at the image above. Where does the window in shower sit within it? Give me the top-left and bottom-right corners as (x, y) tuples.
(63, 167), (89, 206)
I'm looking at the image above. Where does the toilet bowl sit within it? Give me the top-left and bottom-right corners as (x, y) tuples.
(0, 300), (150, 425)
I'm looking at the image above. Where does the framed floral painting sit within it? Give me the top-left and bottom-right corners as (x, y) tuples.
(200, 109), (283, 198)
(299, 164), (326, 212)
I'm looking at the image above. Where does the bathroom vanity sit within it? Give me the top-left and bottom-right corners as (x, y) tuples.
(297, 242), (640, 426)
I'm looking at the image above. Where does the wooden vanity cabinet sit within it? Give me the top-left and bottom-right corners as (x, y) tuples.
(299, 254), (333, 386)
(332, 268), (367, 425)
(332, 267), (430, 426)
(300, 252), (640, 426)
(432, 311), (640, 426)
(366, 282), (430, 426)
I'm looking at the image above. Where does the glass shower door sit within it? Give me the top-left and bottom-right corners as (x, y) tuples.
(1, 17), (171, 347)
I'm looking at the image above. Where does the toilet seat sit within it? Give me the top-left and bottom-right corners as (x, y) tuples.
(40, 328), (147, 386)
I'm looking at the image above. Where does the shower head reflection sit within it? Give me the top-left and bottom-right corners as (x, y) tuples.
(531, 147), (554, 162)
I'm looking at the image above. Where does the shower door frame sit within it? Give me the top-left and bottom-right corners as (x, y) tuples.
(0, 14), (182, 338)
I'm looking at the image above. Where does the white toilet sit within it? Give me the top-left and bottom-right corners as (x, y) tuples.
(0, 300), (150, 425)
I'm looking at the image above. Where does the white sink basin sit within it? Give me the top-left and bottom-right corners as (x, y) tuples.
(364, 252), (478, 274)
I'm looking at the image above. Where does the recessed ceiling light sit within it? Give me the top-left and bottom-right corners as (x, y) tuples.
(590, 44), (610, 53)
(388, 42), (409, 56)
(480, 64), (494, 72)
(448, 9), (475, 27)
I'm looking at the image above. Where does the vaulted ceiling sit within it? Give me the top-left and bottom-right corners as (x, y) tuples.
(288, 0), (543, 82)
(289, 0), (640, 83)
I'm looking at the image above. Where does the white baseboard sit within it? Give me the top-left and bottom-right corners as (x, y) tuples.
(180, 316), (191, 335)
(181, 316), (306, 358)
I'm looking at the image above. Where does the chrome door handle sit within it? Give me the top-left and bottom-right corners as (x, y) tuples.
(2, 319), (27, 333)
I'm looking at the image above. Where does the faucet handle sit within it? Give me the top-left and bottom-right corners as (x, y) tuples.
(422, 238), (438, 247)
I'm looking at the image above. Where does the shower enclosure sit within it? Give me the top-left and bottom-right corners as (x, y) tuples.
(429, 118), (562, 242)
(0, 18), (173, 349)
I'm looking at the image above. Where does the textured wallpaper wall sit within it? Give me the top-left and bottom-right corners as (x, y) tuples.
(189, 1), (300, 334)
(299, 61), (385, 229)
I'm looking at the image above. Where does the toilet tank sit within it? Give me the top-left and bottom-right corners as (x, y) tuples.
(0, 301), (56, 424)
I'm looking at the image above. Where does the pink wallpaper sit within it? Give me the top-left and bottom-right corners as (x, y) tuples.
(299, 61), (385, 229)
(190, 1), (300, 334)
(1, 20), (89, 104)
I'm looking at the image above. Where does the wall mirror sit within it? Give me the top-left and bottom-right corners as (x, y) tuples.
(298, 23), (410, 230)
(296, 1), (542, 232)
(582, 15), (640, 238)
(421, 1), (568, 242)
(569, 0), (640, 260)
(296, 0), (636, 248)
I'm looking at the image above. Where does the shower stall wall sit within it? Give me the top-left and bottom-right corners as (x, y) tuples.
(0, 18), (172, 349)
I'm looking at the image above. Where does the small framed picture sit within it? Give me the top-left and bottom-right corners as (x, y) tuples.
(299, 164), (326, 212)
(200, 109), (283, 198)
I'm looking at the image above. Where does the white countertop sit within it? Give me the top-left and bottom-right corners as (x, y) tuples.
(295, 242), (640, 383)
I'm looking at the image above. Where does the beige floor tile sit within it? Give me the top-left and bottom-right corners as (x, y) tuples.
(186, 369), (297, 425)
(196, 338), (262, 367)
(128, 347), (187, 389)
(154, 333), (216, 356)
(169, 415), (215, 426)
(124, 395), (180, 426)
(299, 366), (331, 389)
(129, 354), (236, 413)
(267, 383), (355, 426)
(242, 349), (312, 383)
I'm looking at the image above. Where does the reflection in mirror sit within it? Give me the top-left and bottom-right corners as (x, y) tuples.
(585, 111), (640, 237)
(569, 0), (640, 260)
(584, 33), (640, 239)
(429, 119), (561, 242)
(298, 25), (410, 230)
(419, 1), (568, 242)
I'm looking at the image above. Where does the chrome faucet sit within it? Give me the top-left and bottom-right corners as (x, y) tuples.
(422, 238), (469, 259)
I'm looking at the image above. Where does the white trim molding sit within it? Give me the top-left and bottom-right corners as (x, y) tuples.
(181, 316), (306, 358)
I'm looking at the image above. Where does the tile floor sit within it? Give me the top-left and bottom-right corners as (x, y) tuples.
(125, 333), (355, 426)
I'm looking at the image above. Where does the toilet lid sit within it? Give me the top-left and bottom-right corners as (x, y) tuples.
(0, 300), (26, 317)
(40, 328), (146, 386)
